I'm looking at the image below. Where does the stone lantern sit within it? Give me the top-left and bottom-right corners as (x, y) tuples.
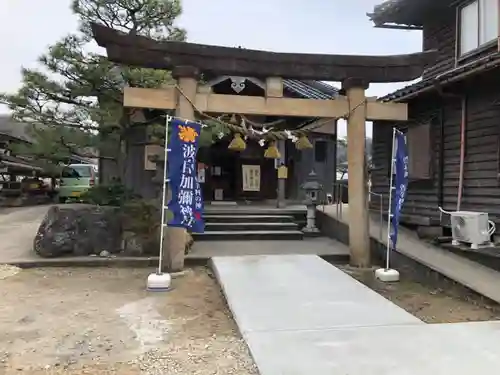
(301, 170), (322, 235)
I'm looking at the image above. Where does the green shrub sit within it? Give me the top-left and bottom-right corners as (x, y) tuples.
(80, 183), (139, 206)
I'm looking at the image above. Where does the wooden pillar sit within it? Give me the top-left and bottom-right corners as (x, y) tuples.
(276, 139), (286, 207)
(164, 66), (199, 273)
(266, 77), (286, 208)
(343, 78), (370, 268)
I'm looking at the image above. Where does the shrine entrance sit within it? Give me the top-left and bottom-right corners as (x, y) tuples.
(91, 23), (436, 271)
(198, 137), (278, 202)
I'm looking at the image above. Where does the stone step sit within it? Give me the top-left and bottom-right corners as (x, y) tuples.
(193, 230), (304, 241)
(204, 214), (295, 223)
(204, 208), (303, 216)
(206, 222), (298, 231)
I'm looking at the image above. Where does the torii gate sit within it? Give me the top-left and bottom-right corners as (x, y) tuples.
(91, 23), (435, 271)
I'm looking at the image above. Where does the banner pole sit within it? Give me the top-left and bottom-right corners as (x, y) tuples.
(385, 127), (397, 271)
(158, 115), (171, 274)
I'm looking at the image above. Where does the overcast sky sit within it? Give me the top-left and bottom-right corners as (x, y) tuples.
(0, 0), (422, 137)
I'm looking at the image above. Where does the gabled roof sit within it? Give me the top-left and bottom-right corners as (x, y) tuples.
(368, 0), (452, 28)
(207, 76), (338, 100)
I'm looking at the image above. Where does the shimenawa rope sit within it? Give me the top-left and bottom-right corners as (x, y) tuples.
(174, 84), (367, 141)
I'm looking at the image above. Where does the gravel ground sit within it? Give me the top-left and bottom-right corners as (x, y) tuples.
(0, 266), (258, 375)
(340, 265), (500, 323)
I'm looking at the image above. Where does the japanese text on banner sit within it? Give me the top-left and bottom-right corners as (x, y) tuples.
(389, 130), (409, 250)
(167, 119), (204, 232)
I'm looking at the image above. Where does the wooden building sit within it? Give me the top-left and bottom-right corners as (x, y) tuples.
(368, 0), (500, 233)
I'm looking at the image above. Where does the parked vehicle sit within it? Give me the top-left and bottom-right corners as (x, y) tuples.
(58, 164), (98, 203)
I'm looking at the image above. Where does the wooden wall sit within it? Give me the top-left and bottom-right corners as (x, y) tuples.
(371, 95), (442, 226)
(422, 1), (498, 80)
(371, 72), (500, 227)
(422, 10), (457, 79)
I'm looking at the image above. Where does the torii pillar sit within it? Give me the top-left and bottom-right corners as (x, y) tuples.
(164, 66), (199, 272)
(343, 78), (370, 268)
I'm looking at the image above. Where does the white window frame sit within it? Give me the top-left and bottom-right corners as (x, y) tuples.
(458, 0), (499, 57)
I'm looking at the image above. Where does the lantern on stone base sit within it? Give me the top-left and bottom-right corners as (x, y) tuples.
(300, 170), (322, 235)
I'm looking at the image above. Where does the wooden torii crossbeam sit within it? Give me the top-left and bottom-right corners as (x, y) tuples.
(91, 23), (436, 272)
(123, 86), (407, 121)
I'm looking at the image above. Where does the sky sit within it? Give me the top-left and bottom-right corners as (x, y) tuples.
(0, 0), (422, 137)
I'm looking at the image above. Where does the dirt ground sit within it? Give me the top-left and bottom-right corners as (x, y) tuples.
(340, 265), (500, 323)
(0, 266), (257, 375)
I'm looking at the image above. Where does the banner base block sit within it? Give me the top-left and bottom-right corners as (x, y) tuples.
(147, 272), (172, 292)
(375, 268), (400, 283)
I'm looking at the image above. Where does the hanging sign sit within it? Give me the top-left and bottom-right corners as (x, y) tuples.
(389, 129), (409, 250)
(277, 164), (288, 179)
(167, 118), (204, 232)
(242, 164), (260, 191)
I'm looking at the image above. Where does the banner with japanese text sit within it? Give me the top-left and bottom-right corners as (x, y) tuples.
(389, 130), (409, 250)
(167, 118), (204, 232)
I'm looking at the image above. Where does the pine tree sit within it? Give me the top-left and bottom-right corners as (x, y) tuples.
(0, 0), (186, 180)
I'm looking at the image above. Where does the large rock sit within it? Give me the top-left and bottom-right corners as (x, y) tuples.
(33, 204), (121, 258)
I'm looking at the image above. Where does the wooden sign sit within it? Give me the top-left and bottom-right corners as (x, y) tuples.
(277, 165), (288, 179)
(242, 165), (261, 191)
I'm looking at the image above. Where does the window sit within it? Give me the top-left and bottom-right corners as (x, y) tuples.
(61, 165), (93, 178)
(314, 140), (327, 162)
(459, 0), (498, 56)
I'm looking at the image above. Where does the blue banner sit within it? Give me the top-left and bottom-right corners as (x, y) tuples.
(167, 118), (205, 232)
(389, 130), (409, 250)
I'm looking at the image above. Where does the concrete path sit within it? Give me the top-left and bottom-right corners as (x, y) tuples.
(246, 321), (500, 374)
(213, 254), (500, 374)
(322, 204), (500, 305)
(0, 205), (49, 263)
(213, 255), (420, 333)
(189, 237), (349, 260)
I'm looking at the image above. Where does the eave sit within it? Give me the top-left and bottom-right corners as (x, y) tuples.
(368, 0), (453, 29)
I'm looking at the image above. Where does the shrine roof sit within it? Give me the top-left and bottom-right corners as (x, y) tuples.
(91, 23), (436, 83)
(368, 0), (453, 28)
(283, 80), (338, 100)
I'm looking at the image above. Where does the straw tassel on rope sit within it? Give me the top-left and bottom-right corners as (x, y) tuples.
(295, 134), (313, 150)
(228, 133), (246, 151)
(264, 141), (281, 159)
